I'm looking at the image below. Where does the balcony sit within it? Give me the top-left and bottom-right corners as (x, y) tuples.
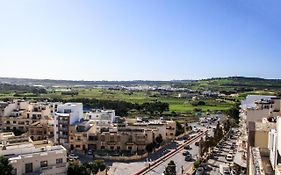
(58, 120), (68, 124)
(126, 142), (135, 145)
(107, 141), (116, 145)
(39, 163), (67, 174)
(58, 128), (68, 131)
(59, 135), (68, 139)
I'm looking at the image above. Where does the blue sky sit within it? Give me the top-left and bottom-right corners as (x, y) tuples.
(0, 0), (280, 80)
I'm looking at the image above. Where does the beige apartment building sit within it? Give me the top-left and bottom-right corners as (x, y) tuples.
(69, 119), (176, 153)
(0, 100), (54, 133)
(28, 116), (54, 141)
(0, 132), (67, 175)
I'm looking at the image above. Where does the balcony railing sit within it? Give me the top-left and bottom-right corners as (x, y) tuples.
(58, 120), (68, 124)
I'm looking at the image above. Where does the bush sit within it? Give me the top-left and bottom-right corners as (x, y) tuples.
(193, 160), (201, 169)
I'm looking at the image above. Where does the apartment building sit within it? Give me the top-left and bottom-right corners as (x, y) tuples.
(268, 116), (281, 175)
(248, 120), (276, 149)
(0, 100), (54, 132)
(54, 103), (83, 147)
(28, 116), (54, 141)
(129, 119), (177, 142)
(85, 109), (116, 124)
(69, 120), (97, 151)
(0, 132), (67, 175)
(68, 118), (176, 153)
(245, 98), (281, 122)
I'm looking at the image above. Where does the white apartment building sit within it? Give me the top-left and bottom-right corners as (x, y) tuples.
(268, 116), (281, 175)
(244, 97), (281, 122)
(54, 103), (83, 147)
(86, 109), (116, 125)
(0, 132), (67, 175)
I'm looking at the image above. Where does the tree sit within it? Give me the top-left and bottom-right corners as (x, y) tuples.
(155, 134), (163, 145)
(145, 143), (155, 153)
(193, 160), (201, 169)
(164, 160), (176, 175)
(226, 103), (240, 122)
(93, 160), (106, 172)
(68, 162), (81, 175)
(0, 156), (13, 175)
(176, 121), (184, 136)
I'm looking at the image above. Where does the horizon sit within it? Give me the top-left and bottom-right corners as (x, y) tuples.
(0, 75), (280, 82)
(0, 1), (281, 80)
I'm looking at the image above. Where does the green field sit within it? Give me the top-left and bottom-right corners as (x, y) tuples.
(39, 88), (235, 113)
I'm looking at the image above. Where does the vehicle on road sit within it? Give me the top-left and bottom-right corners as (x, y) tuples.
(195, 167), (204, 175)
(184, 145), (191, 150)
(213, 147), (220, 153)
(210, 153), (218, 160)
(185, 154), (192, 161)
(220, 164), (231, 175)
(69, 154), (79, 160)
(87, 150), (93, 155)
(182, 151), (190, 156)
(226, 154), (234, 161)
(201, 163), (213, 171)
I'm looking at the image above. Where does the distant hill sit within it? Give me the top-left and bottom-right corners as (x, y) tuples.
(187, 77), (281, 92)
(0, 83), (47, 94)
(0, 77), (193, 87)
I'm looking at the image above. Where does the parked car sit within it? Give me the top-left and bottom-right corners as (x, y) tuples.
(213, 147), (220, 153)
(87, 150), (93, 155)
(210, 153), (218, 160)
(185, 154), (192, 161)
(182, 151), (190, 156)
(184, 145), (191, 150)
(226, 154), (233, 161)
(195, 167), (204, 175)
(69, 154), (79, 160)
(220, 164), (230, 175)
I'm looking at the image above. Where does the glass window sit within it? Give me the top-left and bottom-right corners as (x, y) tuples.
(56, 158), (63, 164)
(40, 161), (48, 167)
(25, 163), (33, 173)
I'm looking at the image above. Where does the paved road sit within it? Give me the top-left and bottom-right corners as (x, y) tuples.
(142, 137), (200, 175)
(206, 130), (239, 175)
(107, 118), (226, 175)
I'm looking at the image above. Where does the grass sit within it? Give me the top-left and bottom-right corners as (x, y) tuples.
(2, 88), (234, 113)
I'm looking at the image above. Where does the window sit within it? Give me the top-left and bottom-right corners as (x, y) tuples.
(25, 163), (33, 173)
(56, 158), (63, 164)
(110, 136), (114, 142)
(117, 136), (121, 142)
(40, 161), (48, 168)
(101, 135), (105, 141)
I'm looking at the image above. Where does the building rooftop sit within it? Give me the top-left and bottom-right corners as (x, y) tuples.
(255, 122), (276, 132)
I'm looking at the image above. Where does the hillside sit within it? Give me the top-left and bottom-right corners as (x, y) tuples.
(0, 83), (47, 94)
(187, 77), (281, 92)
(0, 77), (193, 87)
